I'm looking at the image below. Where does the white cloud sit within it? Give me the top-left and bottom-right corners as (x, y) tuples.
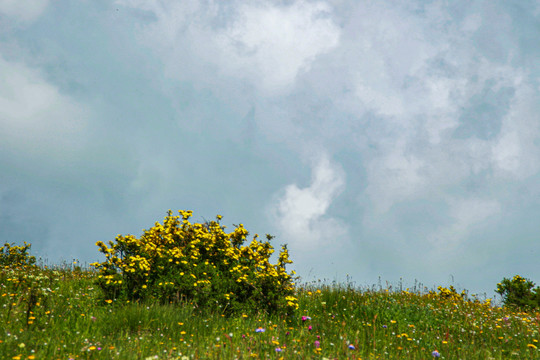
(365, 142), (426, 214)
(0, 0), (49, 23)
(428, 197), (501, 248)
(0, 56), (87, 157)
(218, 1), (340, 93)
(117, 0), (340, 94)
(491, 82), (540, 179)
(269, 154), (347, 251)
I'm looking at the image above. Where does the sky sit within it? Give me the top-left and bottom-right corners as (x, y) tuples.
(1, 0), (540, 298)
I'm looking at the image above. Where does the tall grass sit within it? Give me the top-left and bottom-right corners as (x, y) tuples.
(1, 264), (539, 359)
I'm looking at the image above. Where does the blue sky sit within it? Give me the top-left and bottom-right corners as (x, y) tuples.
(1, 0), (539, 298)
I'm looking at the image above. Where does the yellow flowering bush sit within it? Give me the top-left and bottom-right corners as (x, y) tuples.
(432, 286), (467, 302)
(0, 242), (36, 267)
(91, 210), (298, 315)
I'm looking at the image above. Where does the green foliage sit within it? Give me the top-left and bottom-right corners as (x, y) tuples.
(0, 242), (36, 267)
(91, 210), (298, 315)
(496, 275), (540, 310)
(2, 258), (540, 359)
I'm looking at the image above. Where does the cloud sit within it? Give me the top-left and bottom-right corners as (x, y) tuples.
(491, 81), (540, 178)
(269, 154), (347, 251)
(216, 1), (340, 93)
(0, 55), (88, 159)
(114, 0), (540, 262)
(117, 0), (340, 94)
(428, 197), (501, 249)
(0, 0), (49, 23)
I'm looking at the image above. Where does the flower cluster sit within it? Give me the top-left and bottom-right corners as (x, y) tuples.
(91, 210), (298, 315)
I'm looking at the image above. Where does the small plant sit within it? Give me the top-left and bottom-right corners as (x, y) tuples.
(496, 275), (540, 311)
(91, 210), (298, 315)
(0, 242), (57, 327)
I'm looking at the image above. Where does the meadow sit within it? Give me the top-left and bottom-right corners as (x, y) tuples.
(1, 262), (539, 360)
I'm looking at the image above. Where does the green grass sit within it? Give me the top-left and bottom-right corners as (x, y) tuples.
(1, 265), (539, 359)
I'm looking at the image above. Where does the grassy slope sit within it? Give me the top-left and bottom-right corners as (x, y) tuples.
(1, 266), (539, 359)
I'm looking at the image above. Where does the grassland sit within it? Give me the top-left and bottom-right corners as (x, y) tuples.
(1, 264), (539, 359)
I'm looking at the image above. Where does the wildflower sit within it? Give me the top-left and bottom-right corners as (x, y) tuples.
(314, 340), (320, 348)
(275, 347), (282, 352)
(432, 350), (441, 357)
(348, 344), (355, 350)
(382, 325), (387, 328)
(308, 325), (312, 331)
(255, 327), (265, 333)
(302, 316), (311, 321)
(528, 344), (537, 349)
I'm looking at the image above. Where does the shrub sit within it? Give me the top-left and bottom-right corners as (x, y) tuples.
(432, 285), (467, 302)
(496, 275), (540, 311)
(0, 242), (36, 267)
(91, 210), (298, 315)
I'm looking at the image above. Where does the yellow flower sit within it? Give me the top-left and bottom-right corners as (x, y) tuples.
(528, 344), (537, 349)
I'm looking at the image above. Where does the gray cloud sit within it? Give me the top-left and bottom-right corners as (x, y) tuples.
(0, 0), (49, 23)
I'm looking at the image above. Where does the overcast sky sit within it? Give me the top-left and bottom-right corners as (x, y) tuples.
(1, 0), (539, 297)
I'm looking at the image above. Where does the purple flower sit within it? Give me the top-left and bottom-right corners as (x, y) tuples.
(432, 350), (441, 358)
(302, 316), (311, 322)
(382, 325), (387, 328)
(255, 327), (265, 333)
(348, 344), (355, 350)
(308, 325), (312, 331)
(275, 347), (282, 352)
(314, 340), (320, 348)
